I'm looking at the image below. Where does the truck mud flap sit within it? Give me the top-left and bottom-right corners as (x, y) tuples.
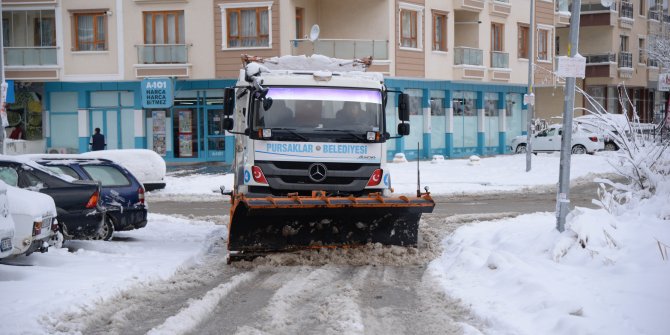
(228, 194), (435, 254)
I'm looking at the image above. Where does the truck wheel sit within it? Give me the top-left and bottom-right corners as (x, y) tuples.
(515, 144), (527, 154)
(571, 145), (587, 154)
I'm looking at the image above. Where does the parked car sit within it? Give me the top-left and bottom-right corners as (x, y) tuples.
(81, 149), (167, 191)
(6, 185), (58, 256)
(33, 157), (147, 241)
(574, 114), (628, 151)
(0, 156), (104, 240)
(510, 124), (605, 154)
(0, 181), (15, 259)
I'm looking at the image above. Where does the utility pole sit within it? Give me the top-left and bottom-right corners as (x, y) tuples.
(525, 0), (535, 172)
(556, 0), (582, 232)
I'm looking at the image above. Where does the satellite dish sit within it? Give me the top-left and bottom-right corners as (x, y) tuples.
(601, 0), (614, 7)
(308, 24), (320, 42)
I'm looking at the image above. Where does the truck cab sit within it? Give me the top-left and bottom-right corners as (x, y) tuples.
(225, 55), (409, 198)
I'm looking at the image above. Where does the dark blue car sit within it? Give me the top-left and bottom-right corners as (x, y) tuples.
(34, 157), (147, 240)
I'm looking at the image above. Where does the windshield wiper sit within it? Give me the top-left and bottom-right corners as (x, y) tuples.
(268, 128), (309, 141)
(315, 129), (367, 142)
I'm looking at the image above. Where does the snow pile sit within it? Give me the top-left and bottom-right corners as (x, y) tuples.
(0, 214), (223, 334)
(429, 137), (670, 334)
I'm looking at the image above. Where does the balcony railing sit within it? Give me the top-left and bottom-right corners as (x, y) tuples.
(136, 44), (190, 64)
(490, 51), (509, 68)
(620, 1), (633, 19)
(647, 58), (659, 67)
(290, 39), (389, 60)
(454, 47), (483, 66)
(648, 9), (660, 21)
(618, 52), (632, 68)
(585, 53), (616, 64)
(4, 47), (57, 66)
(581, 1), (614, 12)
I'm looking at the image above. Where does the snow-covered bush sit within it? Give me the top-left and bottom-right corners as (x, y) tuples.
(554, 84), (669, 262)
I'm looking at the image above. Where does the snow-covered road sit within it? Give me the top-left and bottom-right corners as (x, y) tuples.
(52, 213), (513, 335)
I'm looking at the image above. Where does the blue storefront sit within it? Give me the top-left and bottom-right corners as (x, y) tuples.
(44, 78), (528, 163)
(45, 79), (235, 164)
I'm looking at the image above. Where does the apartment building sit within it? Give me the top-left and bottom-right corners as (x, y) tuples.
(544, 0), (669, 124)
(2, 0), (579, 163)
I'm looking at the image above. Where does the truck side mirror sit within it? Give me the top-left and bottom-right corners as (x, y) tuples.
(223, 88), (235, 116)
(398, 93), (410, 122)
(397, 123), (410, 136)
(223, 118), (234, 131)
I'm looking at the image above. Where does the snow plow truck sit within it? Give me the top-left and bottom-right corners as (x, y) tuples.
(221, 54), (435, 261)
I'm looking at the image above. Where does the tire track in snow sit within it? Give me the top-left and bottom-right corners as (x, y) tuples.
(147, 272), (257, 335)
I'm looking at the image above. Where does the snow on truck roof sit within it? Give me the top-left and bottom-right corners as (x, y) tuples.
(241, 54), (384, 82)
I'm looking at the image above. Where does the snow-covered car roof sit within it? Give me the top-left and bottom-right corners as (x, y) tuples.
(80, 149), (166, 184)
(0, 155), (77, 182)
(6, 184), (56, 218)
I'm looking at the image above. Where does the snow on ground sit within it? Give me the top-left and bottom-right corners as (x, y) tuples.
(0, 214), (224, 334)
(149, 152), (617, 201)
(1, 151), (665, 335)
(428, 186), (670, 335)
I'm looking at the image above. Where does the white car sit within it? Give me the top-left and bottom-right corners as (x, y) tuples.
(7, 185), (58, 256)
(0, 181), (15, 259)
(510, 124), (604, 154)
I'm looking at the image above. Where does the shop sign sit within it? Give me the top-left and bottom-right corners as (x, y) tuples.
(658, 73), (670, 92)
(141, 78), (173, 108)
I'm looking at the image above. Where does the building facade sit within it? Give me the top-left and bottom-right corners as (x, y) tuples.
(4, 0), (619, 163)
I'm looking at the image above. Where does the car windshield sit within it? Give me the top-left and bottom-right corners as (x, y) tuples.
(251, 87), (383, 134)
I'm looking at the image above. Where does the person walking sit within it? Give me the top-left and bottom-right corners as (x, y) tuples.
(90, 127), (106, 151)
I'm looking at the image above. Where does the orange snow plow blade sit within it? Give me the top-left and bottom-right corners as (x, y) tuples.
(227, 192), (435, 258)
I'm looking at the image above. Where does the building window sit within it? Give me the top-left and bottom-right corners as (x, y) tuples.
(518, 24), (529, 59)
(295, 7), (304, 39)
(639, 0), (645, 16)
(555, 36), (560, 55)
(144, 11), (184, 45)
(491, 23), (504, 52)
(620, 35), (629, 51)
(221, 3), (270, 49)
(432, 11), (447, 51)
(400, 9), (418, 48)
(537, 28), (549, 61)
(3, 10), (56, 48)
(638, 38), (645, 63)
(74, 13), (106, 51)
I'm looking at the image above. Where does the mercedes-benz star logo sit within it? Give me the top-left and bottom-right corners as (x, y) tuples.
(308, 163), (327, 182)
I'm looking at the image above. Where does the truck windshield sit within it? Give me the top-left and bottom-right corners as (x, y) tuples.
(252, 87), (383, 134)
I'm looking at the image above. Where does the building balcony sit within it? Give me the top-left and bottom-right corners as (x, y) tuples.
(290, 39), (390, 73)
(454, 47), (483, 66)
(4, 46), (59, 80)
(490, 51), (509, 68)
(647, 65), (659, 82)
(585, 53), (616, 64)
(454, 47), (484, 80)
(454, 0), (485, 12)
(648, 9), (660, 21)
(134, 44), (192, 78)
(4, 46), (57, 66)
(584, 53), (616, 78)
